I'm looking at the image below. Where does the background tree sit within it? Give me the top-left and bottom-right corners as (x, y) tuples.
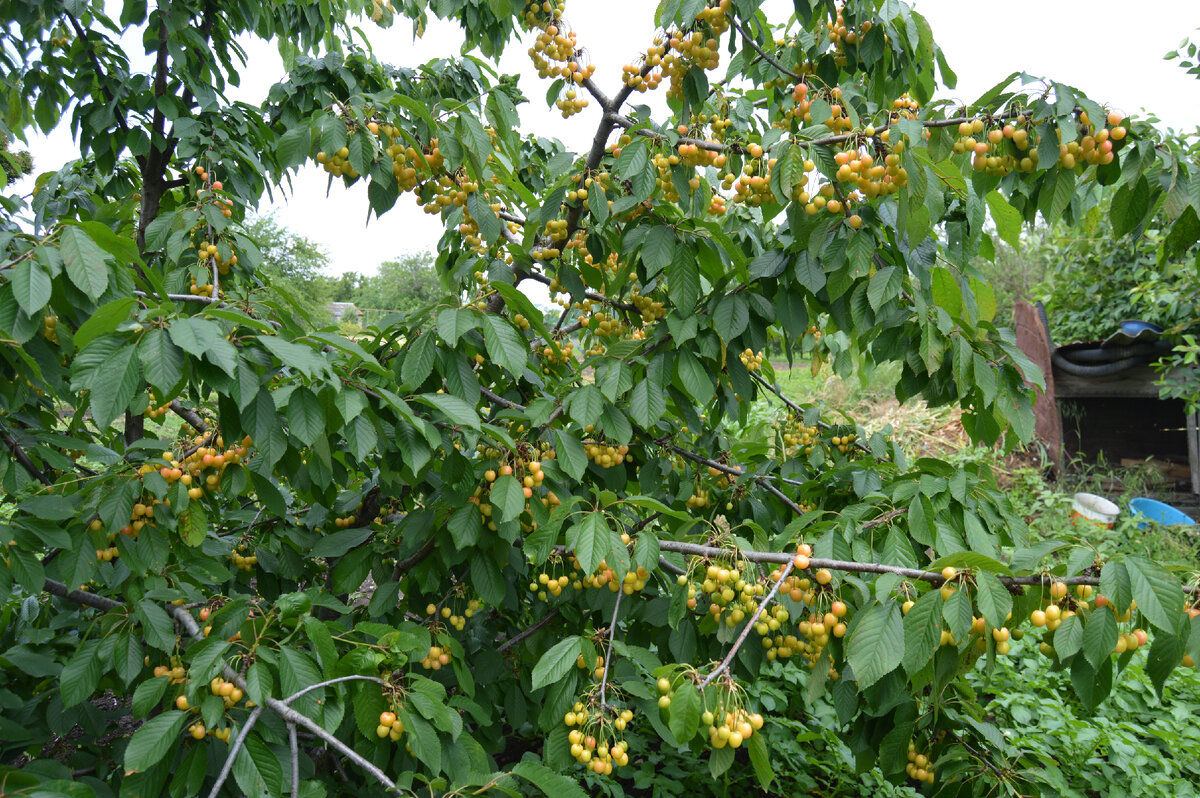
(1, 2), (1199, 798)
(242, 212), (337, 323)
(352, 251), (441, 319)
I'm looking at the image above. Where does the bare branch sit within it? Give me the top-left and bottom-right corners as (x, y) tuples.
(497, 608), (562, 653)
(205, 706), (266, 798)
(731, 16), (801, 80)
(288, 722), (301, 797)
(1, 423), (52, 485)
(599, 591), (622, 708)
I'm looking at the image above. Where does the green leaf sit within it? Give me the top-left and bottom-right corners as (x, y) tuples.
(668, 682), (700, 742)
(1146, 630), (1188, 699)
(448, 503), (482, 548)
(231, 730), (285, 798)
(567, 385), (603, 429)
(60, 644), (101, 708)
(467, 193), (502, 244)
(178, 502), (207, 546)
(11, 259), (51, 314)
(60, 225), (110, 299)
(437, 308), (477, 345)
(530, 636), (584, 691)
(257, 336), (328, 380)
(1099, 559), (1133, 615)
(1083, 605), (1118, 669)
(488, 474), (525, 523)
(310, 527), (372, 558)
(571, 512), (611, 575)
(709, 744), (735, 777)
(74, 297), (136, 350)
(748, 249), (788, 280)
(1126, 556), (1184, 634)
(131, 675), (169, 718)
(746, 728), (774, 787)
(89, 343), (141, 429)
(626, 378), (666, 429)
(674, 349), (713, 405)
(985, 190), (1022, 250)
(482, 315), (528, 376)
(124, 710), (188, 772)
(1054, 612), (1083, 659)
(136, 600), (177, 652)
(555, 430), (587, 481)
(415, 393), (480, 430)
(902, 590), (943, 675)
(511, 761), (589, 798)
(138, 328), (185, 394)
(930, 267), (962, 319)
(641, 225), (676, 273)
(169, 317), (236, 377)
(974, 571), (1012, 631)
(286, 387), (325, 446)
(846, 601), (903, 689)
(400, 331), (437, 387)
(712, 293), (749, 342)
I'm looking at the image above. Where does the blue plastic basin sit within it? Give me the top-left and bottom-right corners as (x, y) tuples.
(1128, 497), (1197, 529)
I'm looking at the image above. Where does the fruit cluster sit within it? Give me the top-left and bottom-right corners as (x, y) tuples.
(230, 545), (257, 572)
(565, 700), (633, 774)
(424, 596), (481, 631)
(738, 349), (764, 372)
(375, 710), (405, 741)
(419, 644), (452, 670)
(905, 740), (937, 784)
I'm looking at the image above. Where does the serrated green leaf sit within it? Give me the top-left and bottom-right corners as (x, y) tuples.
(531, 636), (584, 691)
(124, 710), (187, 772)
(846, 601), (903, 689)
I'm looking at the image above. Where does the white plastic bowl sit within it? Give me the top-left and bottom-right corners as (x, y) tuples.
(1071, 492), (1120, 528)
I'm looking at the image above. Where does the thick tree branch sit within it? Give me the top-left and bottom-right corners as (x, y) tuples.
(170, 401), (208, 433)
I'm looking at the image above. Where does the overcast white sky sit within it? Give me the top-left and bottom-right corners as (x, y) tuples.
(12, 1), (1199, 285)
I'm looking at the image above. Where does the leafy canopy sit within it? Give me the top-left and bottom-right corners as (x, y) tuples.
(1, 0), (1199, 796)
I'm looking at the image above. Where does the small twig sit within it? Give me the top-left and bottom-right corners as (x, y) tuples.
(699, 561), (795, 688)
(598, 591), (622, 709)
(134, 290), (218, 304)
(1, 422), (52, 485)
(205, 705), (266, 798)
(497, 609), (561, 654)
(480, 387), (527, 413)
(732, 16), (801, 80)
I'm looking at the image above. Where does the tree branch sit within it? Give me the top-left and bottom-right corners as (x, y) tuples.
(205, 706), (266, 798)
(1, 422), (52, 485)
(289, 722), (301, 797)
(731, 16), (801, 80)
(598, 591), (622, 709)
(170, 401), (208, 433)
(497, 608), (561, 653)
